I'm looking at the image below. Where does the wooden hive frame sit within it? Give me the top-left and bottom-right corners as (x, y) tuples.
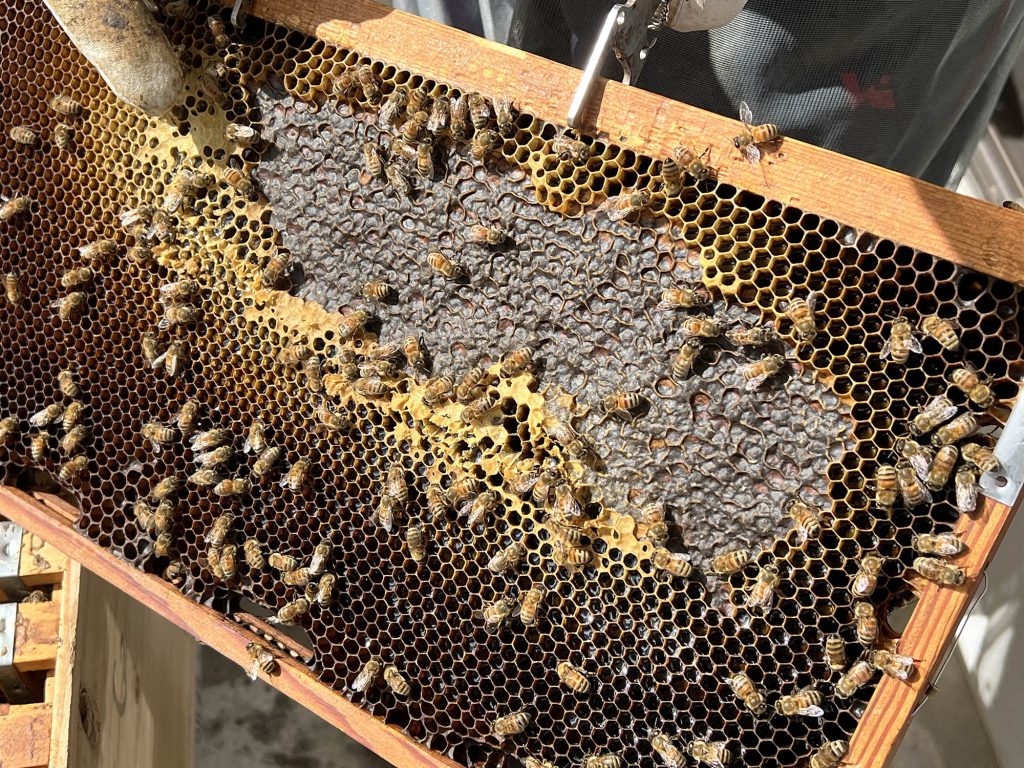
(4, 1), (1023, 766)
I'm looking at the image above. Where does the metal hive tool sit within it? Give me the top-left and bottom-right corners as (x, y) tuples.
(0, 2), (1020, 767)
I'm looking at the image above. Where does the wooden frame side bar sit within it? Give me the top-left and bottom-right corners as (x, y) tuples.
(234, 0), (1024, 286)
(847, 494), (1020, 767)
(0, 487), (461, 768)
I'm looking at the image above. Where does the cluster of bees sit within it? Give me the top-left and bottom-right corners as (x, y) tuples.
(2, 8), (1008, 768)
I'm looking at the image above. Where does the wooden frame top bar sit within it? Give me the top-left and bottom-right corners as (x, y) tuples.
(237, 0), (1024, 286)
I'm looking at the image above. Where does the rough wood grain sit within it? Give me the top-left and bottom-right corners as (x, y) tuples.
(0, 701), (52, 768)
(47, 562), (81, 768)
(0, 487), (463, 768)
(231, 0), (1024, 286)
(18, 532), (67, 588)
(13, 601), (60, 673)
(847, 494), (1020, 767)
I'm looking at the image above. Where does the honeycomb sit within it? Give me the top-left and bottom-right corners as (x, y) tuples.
(0, 1), (1020, 765)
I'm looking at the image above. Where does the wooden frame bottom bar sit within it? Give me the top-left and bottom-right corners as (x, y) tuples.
(0, 484), (1018, 768)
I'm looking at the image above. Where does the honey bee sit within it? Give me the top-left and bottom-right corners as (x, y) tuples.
(854, 601), (878, 644)
(385, 164), (412, 198)
(351, 656), (383, 692)
(650, 731), (686, 768)
(4, 271), (24, 306)
(879, 315), (921, 365)
(923, 444), (957, 492)
(142, 421), (179, 452)
(359, 281), (395, 303)
(427, 250), (467, 281)
(914, 556), (966, 586)
(467, 223), (507, 246)
(950, 365), (995, 408)
(219, 543), (239, 579)
(30, 402), (65, 428)
(402, 84), (428, 116)
(932, 412), (977, 447)
(0, 195), (30, 221)
(153, 500), (178, 534)
(360, 359), (399, 379)
(267, 597), (310, 626)
(426, 485), (451, 521)
(245, 642), (277, 681)
(464, 489), (499, 527)
(128, 245), (153, 265)
(733, 101), (781, 164)
(868, 649), (915, 681)
(782, 293), (818, 343)
(449, 94), (469, 141)
(375, 496), (398, 533)
(315, 573), (336, 607)
(58, 455), (87, 483)
(337, 309), (371, 342)
(242, 538), (264, 570)
(53, 122), (73, 150)
(487, 541), (526, 574)
(657, 284), (712, 311)
(461, 392), (499, 425)
(247, 444), (281, 479)
(159, 278), (200, 304)
(189, 468), (221, 487)
(670, 338), (703, 380)
(518, 584), (547, 626)
(739, 354), (788, 390)
(686, 740), (732, 768)
(358, 141), (386, 182)
(331, 67), (357, 98)
(59, 266), (95, 292)
(162, 560), (185, 585)
(809, 741), (848, 768)
(223, 168), (258, 201)
(920, 315), (960, 351)
(449, 476), (482, 505)
(316, 406), (351, 433)
(494, 95), (515, 137)
(281, 458), (312, 492)
(151, 474), (183, 503)
(726, 324), (777, 351)
(402, 111), (429, 143)
(467, 92), (491, 129)
(551, 130), (590, 165)
(303, 356), (324, 394)
(639, 502), (669, 545)
(132, 499), (155, 531)
(896, 438), (932, 482)
(59, 425), (90, 455)
(674, 146), (717, 183)
(601, 390), (648, 422)
(51, 292), (87, 322)
(747, 564), (780, 611)
(415, 138), (436, 179)
(450, 368), (487, 403)
(380, 665), (410, 696)
(824, 634), (847, 671)
(403, 524), (427, 563)
(550, 483), (583, 523)
(224, 122), (259, 146)
(874, 463), (898, 512)
(835, 659), (876, 699)
(785, 497), (827, 540)
(282, 567), (312, 587)
(775, 687), (824, 717)
(206, 15), (230, 46)
(354, 64), (379, 103)
(555, 660), (590, 693)
(583, 755), (623, 768)
(0, 415), (20, 446)
(397, 336), (427, 373)
(652, 548), (694, 579)
(955, 465), (979, 515)
(426, 96), (449, 135)
(195, 445), (234, 469)
(470, 128), (500, 162)
(552, 538), (592, 568)
(709, 548), (750, 575)
(524, 759), (557, 768)
(683, 314), (726, 339)
(9, 125), (39, 146)
(661, 154), (682, 196)
(851, 554), (883, 598)
(600, 190), (651, 222)
(267, 551), (298, 572)
(49, 93), (84, 117)
(276, 343), (312, 367)
(355, 376), (393, 399)
(492, 709), (531, 739)
(912, 531), (965, 558)
(60, 400), (84, 433)
(80, 239), (118, 267)
(206, 512), (233, 549)
(260, 249), (294, 289)
(154, 531), (175, 558)
(422, 376), (455, 408)
(909, 395), (957, 437)
(55, 369), (80, 399)
(241, 421), (267, 456)
(159, 304), (202, 331)
(29, 432), (48, 463)
(191, 428), (231, 453)
(479, 594), (516, 632)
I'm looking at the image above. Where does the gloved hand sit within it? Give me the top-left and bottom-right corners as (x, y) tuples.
(43, 0), (182, 115)
(661, 0), (748, 32)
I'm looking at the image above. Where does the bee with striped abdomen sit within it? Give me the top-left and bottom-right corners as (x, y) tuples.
(733, 100), (781, 165)
(881, 316), (921, 364)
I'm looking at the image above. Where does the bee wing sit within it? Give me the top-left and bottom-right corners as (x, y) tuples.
(742, 144), (761, 165)
(798, 704), (825, 717)
(744, 371), (770, 391)
(738, 100), (753, 126)
(908, 335), (923, 354)
(909, 454), (931, 482)
(880, 339), (893, 360)
(956, 480), (978, 514)
(247, 659), (260, 682)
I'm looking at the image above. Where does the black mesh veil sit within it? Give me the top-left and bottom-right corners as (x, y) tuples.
(498, 1), (1024, 184)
